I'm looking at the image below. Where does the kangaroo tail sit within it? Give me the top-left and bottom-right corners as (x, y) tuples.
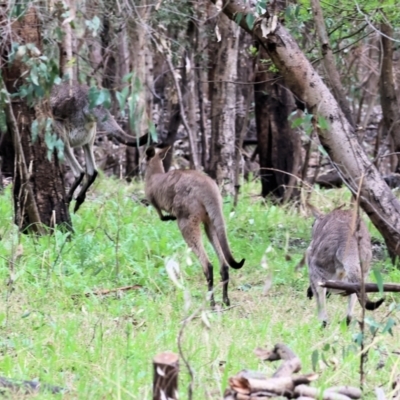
(356, 292), (385, 311)
(205, 201), (245, 270)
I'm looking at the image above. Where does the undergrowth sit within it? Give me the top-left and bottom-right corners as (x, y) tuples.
(0, 178), (399, 399)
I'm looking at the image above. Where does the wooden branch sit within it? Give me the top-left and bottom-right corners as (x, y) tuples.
(229, 374), (318, 396)
(320, 281), (400, 294)
(326, 386), (362, 399)
(295, 384), (353, 400)
(0, 376), (65, 394)
(153, 352), (179, 400)
(254, 343), (302, 377)
(72, 285), (142, 298)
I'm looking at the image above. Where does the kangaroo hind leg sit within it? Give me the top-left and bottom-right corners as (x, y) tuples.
(311, 280), (328, 327)
(177, 217), (215, 308)
(74, 142), (98, 213)
(204, 221), (230, 306)
(346, 294), (357, 326)
(63, 139), (85, 204)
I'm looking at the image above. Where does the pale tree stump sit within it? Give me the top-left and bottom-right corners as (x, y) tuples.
(153, 352), (179, 400)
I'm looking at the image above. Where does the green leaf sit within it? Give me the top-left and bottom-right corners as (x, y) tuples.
(291, 117), (304, 129)
(245, 13), (255, 30)
(353, 332), (363, 345)
(88, 87), (111, 109)
(148, 121), (158, 143)
(317, 145), (328, 156)
(122, 72), (134, 83)
(373, 268), (384, 295)
(382, 318), (396, 335)
(311, 349), (319, 372)
(317, 116), (330, 130)
(116, 87), (129, 111)
(30, 67), (39, 86)
(31, 119), (39, 142)
(235, 12), (243, 25)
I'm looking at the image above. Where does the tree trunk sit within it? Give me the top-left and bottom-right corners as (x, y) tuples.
(126, 0), (154, 179)
(254, 47), (301, 201)
(379, 22), (400, 172)
(310, 0), (354, 128)
(58, 0), (75, 82)
(196, 1), (210, 170)
(183, 18), (200, 167)
(2, 7), (72, 233)
(210, 0), (400, 260)
(209, 12), (239, 195)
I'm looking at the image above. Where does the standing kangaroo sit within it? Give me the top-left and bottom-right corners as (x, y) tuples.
(144, 146), (245, 307)
(50, 83), (150, 212)
(306, 209), (384, 326)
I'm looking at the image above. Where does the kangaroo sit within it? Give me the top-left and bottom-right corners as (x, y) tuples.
(306, 209), (384, 326)
(50, 83), (151, 212)
(144, 146), (245, 307)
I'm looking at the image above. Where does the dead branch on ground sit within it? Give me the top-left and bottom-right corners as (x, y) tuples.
(320, 281), (400, 294)
(223, 343), (362, 399)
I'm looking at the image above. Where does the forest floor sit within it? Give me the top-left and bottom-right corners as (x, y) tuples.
(0, 177), (399, 399)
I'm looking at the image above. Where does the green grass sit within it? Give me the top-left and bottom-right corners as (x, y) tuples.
(0, 178), (399, 399)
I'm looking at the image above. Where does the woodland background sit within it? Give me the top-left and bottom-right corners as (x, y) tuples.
(1, 0), (400, 399)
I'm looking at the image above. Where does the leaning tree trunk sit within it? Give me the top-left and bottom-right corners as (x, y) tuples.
(379, 22), (400, 173)
(254, 46), (301, 201)
(209, 12), (239, 195)
(1, 7), (72, 233)
(210, 0), (400, 260)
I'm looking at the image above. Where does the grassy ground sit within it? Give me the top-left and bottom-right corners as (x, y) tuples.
(0, 177), (399, 399)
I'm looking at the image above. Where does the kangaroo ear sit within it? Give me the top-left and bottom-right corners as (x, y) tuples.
(158, 146), (171, 161)
(146, 147), (156, 159)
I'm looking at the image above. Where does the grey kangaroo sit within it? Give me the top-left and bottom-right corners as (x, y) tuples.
(145, 146), (245, 306)
(50, 83), (150, 212)
(306, 209), (384, 326)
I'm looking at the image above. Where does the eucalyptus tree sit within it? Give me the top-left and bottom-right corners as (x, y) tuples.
(1, 5), (71, 233)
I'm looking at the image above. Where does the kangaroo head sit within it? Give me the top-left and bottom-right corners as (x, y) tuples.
(145, 146), (171, 177)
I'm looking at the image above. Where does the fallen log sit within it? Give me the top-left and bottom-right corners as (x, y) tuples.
(325, 386), (362, 399)
(153, 352), (179, 400)
(254, 343), (302, 377)
(229, 374), (318, 396)
(319, 281), (400, 294)
(224, 343), (362, 400)
(295, 384), (353, 400)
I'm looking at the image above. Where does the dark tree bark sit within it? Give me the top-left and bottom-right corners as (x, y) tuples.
(153, 352), (179, 400)
(254, 47), (301, 201)
(208, 11), (239, 195)
(162, 102), (181, 172)
(379, 22), (400, 172)
(1, 7), (72, 232)
(310, 0), (355, 128)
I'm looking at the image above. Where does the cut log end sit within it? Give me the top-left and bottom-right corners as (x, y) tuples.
(153, 352), (179, 400)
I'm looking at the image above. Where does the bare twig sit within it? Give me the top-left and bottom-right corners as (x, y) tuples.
(163, 50), (199, 170)
(72, 285), (142, 298)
